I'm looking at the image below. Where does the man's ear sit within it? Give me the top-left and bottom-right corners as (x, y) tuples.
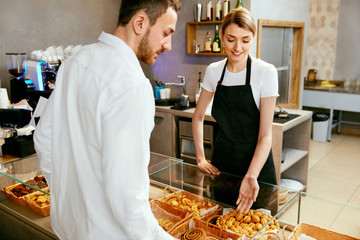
(132, 11), (149, 35)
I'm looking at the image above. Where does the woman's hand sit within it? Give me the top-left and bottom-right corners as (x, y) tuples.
(197, 158), (220, 176)
(236, 175), (259, 213)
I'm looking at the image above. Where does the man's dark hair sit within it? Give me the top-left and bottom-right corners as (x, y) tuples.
(118, 0), (181, 26)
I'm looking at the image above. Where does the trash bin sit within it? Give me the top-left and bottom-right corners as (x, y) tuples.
(312, 112), (329, 142)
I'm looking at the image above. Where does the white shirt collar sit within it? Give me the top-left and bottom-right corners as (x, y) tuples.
(98, 31), (139, 64)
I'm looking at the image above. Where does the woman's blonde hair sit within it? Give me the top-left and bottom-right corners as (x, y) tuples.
(222, 8), (256, 36)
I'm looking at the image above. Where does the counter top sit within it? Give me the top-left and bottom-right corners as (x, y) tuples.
(156, 106), (215, 122)
(156, 106), (312, 131)
(0, 154), (21, 165)
(304, 84), (360, 94)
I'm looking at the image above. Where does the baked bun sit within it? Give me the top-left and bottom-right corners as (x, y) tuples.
(181, 228), (206, 240)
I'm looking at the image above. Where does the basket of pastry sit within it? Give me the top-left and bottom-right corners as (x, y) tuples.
(214, 209), (280, 239)
(173, 217), (242, 240)
(24, 187), (50, 216)
(286, 223), (360, 240)
(1, 175), (48, 206)
(151, 199), (193, 234)
(161, 187), (222, 220)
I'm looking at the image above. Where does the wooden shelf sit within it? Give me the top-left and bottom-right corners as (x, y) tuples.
(187, 20), (223, 25)
(188, 52), (227, 56)
(280, 148), (308, 173)
(186, 21), (224, 56)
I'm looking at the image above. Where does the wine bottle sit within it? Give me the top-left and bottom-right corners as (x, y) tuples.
(212, 25), (221, 53)
(206, 0), (213, 21)
(223, 0), (230, 17)
(204, 31), (212, 52)
(235, 0), (244, 9)
(215, 0), (222, 20)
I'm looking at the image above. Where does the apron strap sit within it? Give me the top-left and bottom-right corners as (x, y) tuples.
(245, 55), (251, 86)
(217, 56), (251, 86)
(217, 59), (228, 85)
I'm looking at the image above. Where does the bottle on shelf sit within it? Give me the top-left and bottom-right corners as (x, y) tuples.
(223, 0), (230, 18)
(206, 0), (213, 21)
(215, 0), (222, 20)
(195, 72), (202, 104)
(219, 29), (226, 54)
(235, 0), (244, 9)
(212, 25), (221, 53)
(204, 31), (212, 52)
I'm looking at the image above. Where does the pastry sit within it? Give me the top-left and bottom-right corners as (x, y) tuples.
(8, 175), (48, 197)
(157, 218), (174, 231)
(181, 228), (206, 240)
(216, 209), (280, 237)
(166, 193), (214, 216)
(28, 192), (50, 207)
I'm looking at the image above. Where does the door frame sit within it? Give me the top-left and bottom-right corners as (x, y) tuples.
(257, 19), (305, 109)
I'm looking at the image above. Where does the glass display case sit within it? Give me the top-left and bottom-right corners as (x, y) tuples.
(0, 153), (183, 240)
(1, 153), (359, 239)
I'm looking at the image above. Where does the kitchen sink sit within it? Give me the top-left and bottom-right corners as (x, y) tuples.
(155, 98), (180, 106)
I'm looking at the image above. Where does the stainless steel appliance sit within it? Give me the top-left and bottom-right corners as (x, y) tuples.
(179, 119), (217, 165)
(6, 53), (58, 109)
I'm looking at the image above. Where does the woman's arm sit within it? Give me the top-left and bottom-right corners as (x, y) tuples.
(192, 89), (220, 175)
(236, 96), (277, 213)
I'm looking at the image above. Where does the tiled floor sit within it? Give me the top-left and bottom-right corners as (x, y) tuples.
(278, 133), (360, 238)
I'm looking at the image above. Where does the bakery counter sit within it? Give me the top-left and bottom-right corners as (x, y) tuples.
(1, 153), (360, 239)
(0, 153), (182, 240)
(0, 153), (293, 239)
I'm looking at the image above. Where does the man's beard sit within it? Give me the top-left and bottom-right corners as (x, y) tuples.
(138, 29), (152, 64)
(138, 28), (162, 65)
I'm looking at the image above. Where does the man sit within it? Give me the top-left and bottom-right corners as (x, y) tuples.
(34, 0), (181, 239)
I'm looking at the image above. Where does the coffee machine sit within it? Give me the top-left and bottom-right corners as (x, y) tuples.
(6, 53), (35, 104)
(25, 59), (58, 109)
(6, 53), (57, 109)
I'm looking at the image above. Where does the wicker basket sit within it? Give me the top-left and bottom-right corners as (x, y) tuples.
(171, 216), (242, 240)
(160, 187), (223, 221)
(2, 175), (44, 206)
(24, 187), (50, 216)
(2, 183), (37, 206)
(287, 223), (360, 240)
(151, 199), (193, 234)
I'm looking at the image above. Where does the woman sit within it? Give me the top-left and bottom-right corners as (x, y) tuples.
(192, 8), (278, 214)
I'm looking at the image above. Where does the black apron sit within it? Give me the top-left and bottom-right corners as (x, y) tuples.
(210, 56), (277, 213)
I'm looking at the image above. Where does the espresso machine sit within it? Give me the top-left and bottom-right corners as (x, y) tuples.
(6, 53), (57, 109)
(6, 53), (35, 104)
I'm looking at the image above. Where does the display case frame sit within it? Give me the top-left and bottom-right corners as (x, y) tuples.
(1, 153), (359, 239)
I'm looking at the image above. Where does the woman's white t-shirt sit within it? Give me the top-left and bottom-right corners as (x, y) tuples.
(202, 57), (279, 109)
